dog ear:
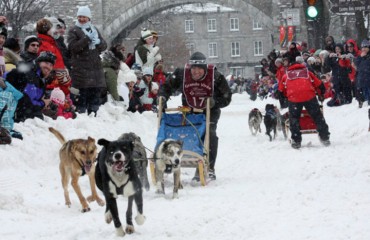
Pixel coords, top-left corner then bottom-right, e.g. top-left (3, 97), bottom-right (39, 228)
top-left (87, 136), bottom-right (95, 143)
top-left (176, 140), bottom-right (183, 147)
top-left (129, 141), bottom-right (134, 151)
top-left (97, 138), bottom-right (110, 147)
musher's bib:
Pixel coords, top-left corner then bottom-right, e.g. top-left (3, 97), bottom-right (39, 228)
top-left (183, 64), bottom-right (214, 109)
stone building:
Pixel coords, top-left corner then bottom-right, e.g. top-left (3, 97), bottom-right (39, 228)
top-left (124, 3), bottom-right (273, 78)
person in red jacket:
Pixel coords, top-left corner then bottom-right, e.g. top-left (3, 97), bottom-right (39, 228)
top-left (278, 57), bottom-right (330, 149)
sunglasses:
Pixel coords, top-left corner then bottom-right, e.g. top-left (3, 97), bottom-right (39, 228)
top-left (30, 43), bottom-right (40, 47)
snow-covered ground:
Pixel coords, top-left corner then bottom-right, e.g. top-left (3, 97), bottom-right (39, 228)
top-left (0, 94), bottom-right (369, 240)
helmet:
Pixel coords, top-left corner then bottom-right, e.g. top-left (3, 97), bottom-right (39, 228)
top-left (189, 52), bottom-right (207, 66)
top-left (36, 51), bottom-right (56, 65)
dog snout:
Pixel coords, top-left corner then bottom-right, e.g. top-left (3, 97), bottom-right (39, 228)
top-left (86, 159), bottom-right (92, 165)
top-left (174, 159), bottom-right (180, 165)
top-left (114, 153), bottom-right (122, 160)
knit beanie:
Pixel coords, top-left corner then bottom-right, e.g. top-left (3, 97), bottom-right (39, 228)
top-left (4, 38), bottom-right (20, 53)
top-left (36, 18), bottom-right (53, 34)
top-left (50, 87), bottom-right (65, 104)
top-left (24, 35), bottom-right (39, 50)
top-left (141, 28), bottom-right (153, 41)
top-left (142, 66), bottom-right (153, 76)
top-left (124, 71), bottom-right (138, 83)
top-left (77, 6), bottom-right (92, 19)
top-left (36, 51), bottom-right (56, 65)
top-left (361, 39), bottom-right (370, 48)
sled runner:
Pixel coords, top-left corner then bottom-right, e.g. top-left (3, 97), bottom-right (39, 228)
top-left (149, 97), bottom-right (210, 186)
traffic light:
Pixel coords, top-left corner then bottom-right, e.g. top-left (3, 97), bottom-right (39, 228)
top-left (306, 0), bottom-right (318, 19)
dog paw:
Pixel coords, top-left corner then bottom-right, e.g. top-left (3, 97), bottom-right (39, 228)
top-left (116, 226), bottom-right (125, 237)
top-left (81, 207), bottom-right (91, 213)
top-left (105, 211), bottom-right (113, 224)
top-left (172, 193), bottom-right (179, 199)
top-left (155, 189), bottom-right (164, 194)
top-left (125, 225), bottom-right (135, 234)
top-left (135, 214), bottom-right (146, 225)
top-left (96, 198), bottom-right (105, 206)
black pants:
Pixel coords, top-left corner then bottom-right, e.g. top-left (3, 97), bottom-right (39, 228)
top-left (209, 108), bottom-right (221, 170)
top-left (75, 87), bottom-right (103, 115)
top-left (288, 97), bottom-right (330, 143)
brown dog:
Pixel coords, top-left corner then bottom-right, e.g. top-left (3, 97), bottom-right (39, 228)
top-left (49, 127), bottom-right (105, 212)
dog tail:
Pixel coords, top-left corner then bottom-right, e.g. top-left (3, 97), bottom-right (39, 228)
top-left (48, 127), bottom-right (67, 145)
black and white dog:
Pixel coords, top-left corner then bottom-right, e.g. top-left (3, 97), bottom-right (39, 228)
top-left (154, 139), bottom-right (183, 198)
top-left (248, 108), bottom-right (263, 135)
top-left (118, 132), bottom-right (150, 191)
top-left (264, 104), bottom-right (278, 141)
top-left (95, 138), bottom-right (145, 237)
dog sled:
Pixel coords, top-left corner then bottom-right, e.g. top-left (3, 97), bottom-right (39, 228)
top-left (149, 97), bottom-right (210, 186)
top-left (284, 104), bottom-right (324, 136)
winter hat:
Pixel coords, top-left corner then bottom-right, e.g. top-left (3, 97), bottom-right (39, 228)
top-left (151, 82), bottom-right (159, 91)
top-left (24, 35), bottom-right (40, 50)
top-left (274, 58), bottom-right (282, 65)
top-left (4, 38), bottom-right (20, 53)
top-left (124, 70), bottom-right (137, 83)
top-left (77, 6), bottom-right (92, 19)
top-left (296, 56), bottom-right (304, 63)
top-left (307, 57), bottom-right (316, 64)
top-left (50, 87), bottom-right (65, 104)
top-left (141, 28), bottom-right (153, 40)
top-left (36, 18), bottom-right (53, 34)
top-left (36, 51), bottom-right (56, 65)
top-left (45, 17), bottom-right (63, 29)
top-left (142, 66), bottom-right (153, 76)
top-left (361, 39), bottom-right (370, 48)
top-left (189, 51), bottom-right (207, 71)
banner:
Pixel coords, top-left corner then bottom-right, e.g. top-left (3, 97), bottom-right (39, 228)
top-left (287, 26), bottom-right (296, 44)
top-left (279, 26), bottom-right (287, 48)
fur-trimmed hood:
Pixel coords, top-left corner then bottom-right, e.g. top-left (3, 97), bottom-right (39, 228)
top-left (3, 47), bottom-right (22, 65)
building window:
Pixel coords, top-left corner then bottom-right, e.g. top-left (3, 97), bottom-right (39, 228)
top-left (186, 43), bottom-right (195, 56)
top-left (254, 41), bottom-right (263, 56)
top-left (231, 42), bottom-right (240, 57)
top-left (230, 67), bottom-right (244, 78)
top-left (207, 19), bottom-right (216, 32)
top-left (253, 20), bottom-right (262, 30)
top-left (185, 20), bottom-right (194, 33)
top-left (230, 18), bottom-right (239, 31)
top-left (208, 43), bottom-right (218, 58)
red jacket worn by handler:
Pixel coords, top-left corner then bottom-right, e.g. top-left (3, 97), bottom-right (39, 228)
top-left (278, 63), bottom-right (323, 103)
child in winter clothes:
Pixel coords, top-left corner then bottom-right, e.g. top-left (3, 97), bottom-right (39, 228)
top-left (49, 87), bottom-right (76, 119)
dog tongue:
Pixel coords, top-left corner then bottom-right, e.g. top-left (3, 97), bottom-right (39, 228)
top-left (114, 161), bottom-right (124, 171)
top-left (84, 164), bottom-right (91, 173)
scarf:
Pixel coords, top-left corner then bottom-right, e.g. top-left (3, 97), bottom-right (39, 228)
top-left (75, 21), bottom-right (99, 50)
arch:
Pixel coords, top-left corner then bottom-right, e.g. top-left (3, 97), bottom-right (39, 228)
top-left (102, 0), bottom-right (273, 44)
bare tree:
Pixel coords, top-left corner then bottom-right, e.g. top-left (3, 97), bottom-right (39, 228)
top-left (0, 0), bottom-right (49, 37)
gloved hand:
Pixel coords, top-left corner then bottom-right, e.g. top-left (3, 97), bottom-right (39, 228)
top-left (92, 37), bottom-right (101, 46)
top-left (82, 28), bottom-right (94, 39)
top-left (0, 77), bottom-right (6, 89)
top-left (210, 98), bottom-right (215, 108)
top-left (152, 105), bottom-right (158, 113)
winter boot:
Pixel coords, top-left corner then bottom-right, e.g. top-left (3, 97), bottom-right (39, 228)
top-left (208, 169), bottom-right (216, 180)
top-left (291, 140), bottom-right (301, 149)
top-left (320, 137), bottom-right (331, 147)
top-left (191, 168), bottom-right (200, 182)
